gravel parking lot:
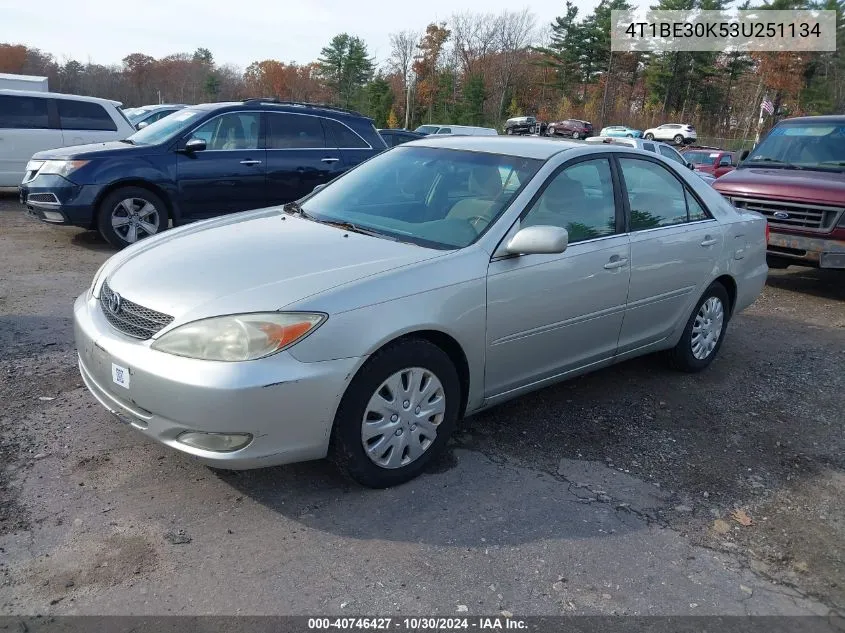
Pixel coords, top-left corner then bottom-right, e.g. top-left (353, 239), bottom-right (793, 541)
top-left (1, 193), bottom-right (843, 618)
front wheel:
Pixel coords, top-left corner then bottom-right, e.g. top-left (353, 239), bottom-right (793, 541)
top-left (330, 338), bottom-right (461, 488)
top-left (626, 133), bottom-right (633, 138)
top-left (547, 127), bottom-right (556, 136)
top-left (571, 131), bottom-right (580, 139)
top-left (668, 282), bottom-right (730, 373)
top-left (644, 133), bottom-right (655, 140)
top-left (505, 128), bottom-right (513, 135)
top-left (97, 186), bottom-right (167, 249)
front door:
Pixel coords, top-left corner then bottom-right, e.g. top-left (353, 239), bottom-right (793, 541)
top-left (176, 112), bottom-right (266, 219)
top-left (485, 157), bottom-right (631, 398)
top-left (615, 156), bottom-right (722, 352)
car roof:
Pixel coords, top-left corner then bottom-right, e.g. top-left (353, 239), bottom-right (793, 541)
top-left (187, 99), bottom-right (372, 121)
top-left (776, 115), bottom-right (845, 124)
top-left (409, 135), bottom-right (582, 159)
top-left (0, 88), bottom-right (122, 107)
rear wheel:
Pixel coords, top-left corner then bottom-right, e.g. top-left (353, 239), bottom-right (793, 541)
top-left (673, 134), bottom-right (684, 145)
top-left (644, 133), bottom-right (655, 140)
top-left (547, 126), bottom-right (556, 136)
top-left (97, 186), bottom-right (167, 249)
top-left (626, 133), bottom-right (633, 138)
top-left (505, 128), bottom-right (513, 135)
top-left (330, 338), bottom-right (461, 488)
top-left (669, 282), bottom-right (730, 373)
top-left (572, 131), bottom-right (580, 139)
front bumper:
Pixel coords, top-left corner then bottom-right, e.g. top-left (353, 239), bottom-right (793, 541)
top-left (74, 292), bottom-right (360, 469)
top-left (768, 231), bottom-right (845, 269)
top-left (20, 175), bottom-right (103, 228)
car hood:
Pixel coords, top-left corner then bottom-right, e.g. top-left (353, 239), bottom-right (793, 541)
top-left (714, 167), bottom-right (845, 206)
top-left (32, 140), bottom-right (150, 160)
top-left (102, 208), bottom-right (445, 326)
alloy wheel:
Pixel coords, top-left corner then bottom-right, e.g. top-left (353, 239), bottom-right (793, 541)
top-left (111, 198), bottom-right (160, 243)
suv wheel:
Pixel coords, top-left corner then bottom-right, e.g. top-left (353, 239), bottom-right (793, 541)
top-left (571, 131), bottom-right (580, 139)
top-left (330, 338), bottom-right (461, 488)
top-left (644, 133), bottom-right (655, 140)
top-left (669, 282), bottom-right (730, 373)
top-left (673, 134), bottom-right (684, 144)
top-left (547, 126), bottom-right (556, 136)
top-left (97, 186), bottom-right (167, 249)
top-left (505, 128), bottom-right (513, 135)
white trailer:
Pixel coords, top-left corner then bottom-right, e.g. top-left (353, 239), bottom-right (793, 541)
top-left (0, 73), bottom-right (48, 92)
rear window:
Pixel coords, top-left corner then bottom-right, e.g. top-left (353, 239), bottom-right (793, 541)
top-left (58, 100), bottom-right (117, 131)
top-left (0, 95), bottom-right (49, 129)
top-left (322, 118), bottom-right (369, 148)
top-left (268, 113), bottom-right (325, 149)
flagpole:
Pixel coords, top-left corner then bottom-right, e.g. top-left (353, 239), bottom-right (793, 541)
top-left (754, 98), bottom-right (766, 145)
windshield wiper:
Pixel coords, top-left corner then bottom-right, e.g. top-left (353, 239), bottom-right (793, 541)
top-left (816, 161), bottom-right (845, 168)
top-left (744, 157), bottom-right (802, 170)
top-left (282, 200), bottom-right (313, 219)
top-left (119, 139), bottom-right (136, 145)
top-left (317, 219), bottom-right (396, 240)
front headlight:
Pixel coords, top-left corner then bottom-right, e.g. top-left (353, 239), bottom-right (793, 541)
top-left (151, 312), bottom-right (326, 361)
top-left (39, 160), bottom-right (90, 178)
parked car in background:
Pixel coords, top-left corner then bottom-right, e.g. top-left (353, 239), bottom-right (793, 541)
top-left (714, 115), bottom-right (845, 269)
top-left (378, 128), bottom-right (426, 146)
top-left (0, 89), bottom-right (135, 187)
top-left (504, 116), bottom-right (544, 135)
top-left (0, 72), bottom-right (48, 92)
top-left (681, 146), bottom-right (737, 178)
top-left (414, 124), bottom-right (498, 136)
top-left (75, 134), bottom-right (767, 487)
top-left (124, 104), bottom-right (188, 129)
top-left (546, 119), bottom-right (593, 139)
top-left (643, 123), bottom-right (697, 145)
top-left (599, 125), bottom-right (643, 138)
top-left (21, 99), bottom-right (386, 248)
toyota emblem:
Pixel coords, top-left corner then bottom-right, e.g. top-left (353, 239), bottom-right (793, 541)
top-left (108, 291), bottom-right (122, 314)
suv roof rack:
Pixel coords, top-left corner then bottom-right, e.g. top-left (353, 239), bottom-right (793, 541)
top-left (241, 98), bottom-right (365, 117)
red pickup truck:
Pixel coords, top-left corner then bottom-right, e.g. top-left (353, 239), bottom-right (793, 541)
top-left (714, 116), bottom-right (845, 269)
top-left (682, 147), bottom-right (737, 178)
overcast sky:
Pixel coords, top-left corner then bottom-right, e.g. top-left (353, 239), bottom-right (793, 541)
top-left (4, 0), bottom-right (649, 70)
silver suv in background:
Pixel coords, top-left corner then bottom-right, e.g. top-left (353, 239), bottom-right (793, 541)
top-left (643, 123), bottom-right (697, 145)
top-left (414, 124), bottom-right (498, 136)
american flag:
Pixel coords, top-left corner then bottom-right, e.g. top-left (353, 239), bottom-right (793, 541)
top-left (761, 98), bottom-right (774, 115)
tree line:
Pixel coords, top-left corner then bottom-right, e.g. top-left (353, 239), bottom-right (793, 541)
top-left (1, 0), bottom-right (843, 141)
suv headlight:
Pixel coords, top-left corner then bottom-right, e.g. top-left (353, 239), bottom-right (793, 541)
top-left (39, 160), bottom-right (90, 178)
top-left (151, 313), bottom-right (326, 361)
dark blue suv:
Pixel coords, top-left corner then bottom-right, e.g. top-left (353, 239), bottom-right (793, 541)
top-left (20, 99), bottom-right (387, 248)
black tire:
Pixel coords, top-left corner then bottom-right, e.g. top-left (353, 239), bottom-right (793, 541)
top-left (644, 133), bottom-right (655, 140)
top-left (626, 133), bottom-right (633, 138)
top-left (673, 134), bottom-right (684, 145)
top-left (669, 282), bottom-right (730, 373)
top-left (97, 186), bottom-right (168, 249)
top-left (505, 128), bottom-right (513, 135)
top-left (330, 338), bottom-right (461, 488)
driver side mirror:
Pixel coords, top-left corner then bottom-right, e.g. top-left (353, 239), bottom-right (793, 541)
top-left (182, 138), bottom-right (207, 153)
top-left (739, 149), bottom-right (750, 162)
top-left (136, 121), bottom-right (149, 130)
top-left (506, 225), bottom-right (569, 255)
top-left (686, 161), bottom-right (695, 170)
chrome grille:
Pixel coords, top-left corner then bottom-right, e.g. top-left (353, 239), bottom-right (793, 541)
top-left (99, 280), bottom-right (174, 339)
top-left (729, 196), bottom-right (843, 233)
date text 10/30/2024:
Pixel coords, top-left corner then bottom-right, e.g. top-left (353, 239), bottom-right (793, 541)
top-left (307, 617), bottom-right (528, 630)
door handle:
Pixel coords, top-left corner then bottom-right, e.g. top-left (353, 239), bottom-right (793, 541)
top-left (700, 236), bottom-right (718, 247)
top-left (321, 157), bottom-right (340, 163)
top-left (603, 257), bottom-right (629, 270)
top-left (239, 159), bottom-right (262, 166)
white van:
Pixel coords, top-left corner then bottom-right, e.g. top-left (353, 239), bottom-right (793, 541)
top-left (0, 89), bottom-right (135, 187)
top-left (414, 124), bottom-right (498, 137)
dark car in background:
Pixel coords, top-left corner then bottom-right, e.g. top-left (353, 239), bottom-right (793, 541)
top-left (504, 116), bottom-right (545, 135)
top-left (20, 99), bottom-right (387, 248)
top-left (682, 146), bottom-right (737, 178)
top-left (123, 104), bottom-right (188, 129)
top-left (714, 115), bottom-right (845, 269)
top-left (378, 128), bottom-right (425, 146)
top-left (546, 119), bottom-right (593, 139)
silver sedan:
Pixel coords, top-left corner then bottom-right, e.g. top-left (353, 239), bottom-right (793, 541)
top-left (74, 136), bottom-right (768, 487)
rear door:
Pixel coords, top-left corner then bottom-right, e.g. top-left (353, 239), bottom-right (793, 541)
top-left (0, 94), bottom-right (61, 187)
top-left (323, 117), bottom-right (377, 171)
top-left (616, 155), bottom-right (721, 352)
top-left (56, 98), bottom-right (120, 145)
top-left (176, 111), bottom-right (267, 218)
top-left (265, 112), bottom-right (342, 204)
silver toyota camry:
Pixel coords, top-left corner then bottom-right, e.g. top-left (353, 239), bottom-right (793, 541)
top-left (74, 136), bottom-right (768, 487)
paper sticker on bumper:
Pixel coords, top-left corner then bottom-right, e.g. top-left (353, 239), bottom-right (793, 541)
top-left (111, 363), bottom-right (130, 389)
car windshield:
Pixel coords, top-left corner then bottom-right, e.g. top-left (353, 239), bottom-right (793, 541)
top-left (685, 151), bottom-right (717, 165)
top-left (744, 121), bottom-right (845, 171)
top-left (299, 146), bottom-right (543, 249)
top-left (415, 125), bottom-right (440, 135)
top-left (127, 108), bottom-right (204, 145)
top-left (125, 108), bottom-right (150, 123)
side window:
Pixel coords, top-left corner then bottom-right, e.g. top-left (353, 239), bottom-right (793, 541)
top-left (191, 113), bottom-right (260, 150)
top-left (642, 142), bottom-right (656, 152)
top-left (686, 190), bottom-right (709, 221)
top-left (436, 128), bottom-right (452, 135)
top-left (521, 158), bottom-right (616, 244)
top-left (718, 154), bottom-right (733, 166)
top-left (658, 144), bottom-right (686, 166)
top-left (57, 100), bottom-right (117, 131)
top-left (0, 95), bottom-right (49, 129)
top-left (266, 113), bottom-right (323, 149)
top-left (322, 118), bottom-right (368, 148)
top-left (619, 158), bottom-right (689, 229)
